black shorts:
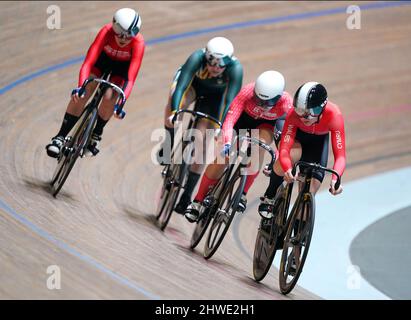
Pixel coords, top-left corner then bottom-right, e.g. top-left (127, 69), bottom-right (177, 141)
top-left (233, 112), bottom-right (285, 147)
top-left (295, 129), bottom-right (329, 182)
top-left (193, 95), bottom-right (223, 122)
top-left (91, 51), bottom-right (130, 80)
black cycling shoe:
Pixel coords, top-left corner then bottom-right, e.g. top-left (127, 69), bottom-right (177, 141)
top-left (175, 194), bottom-right (191, 214)
top-left (84, 133), bottom-right (101, 157)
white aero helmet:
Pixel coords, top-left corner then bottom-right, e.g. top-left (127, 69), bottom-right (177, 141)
top-left (112, 8), bottom-right (141, 38)
top-left (205, 37), bottom-right (234, 68)
top-left (254, 70), bottom-right (285, 109)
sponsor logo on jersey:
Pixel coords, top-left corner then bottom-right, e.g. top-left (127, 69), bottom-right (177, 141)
top-left (284, 124), bottom-right (294, 143)
top-left (335, 130), bottom-right (343, 149)
top-left (104, 45), bottom-right (131, 59)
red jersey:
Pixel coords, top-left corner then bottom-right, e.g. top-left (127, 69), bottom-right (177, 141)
top-left (222, 82), bottom-right (292, 143)
top-left (279, 101), bottom-right (346, 181)
top-left (78, 23), bottom-right (145, 99)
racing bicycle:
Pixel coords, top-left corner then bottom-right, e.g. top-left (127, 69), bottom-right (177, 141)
top-left (253, 160), bottom-right (341, 294)
top-left (190, 134), bottom-right (276, 261)
top-left (155, 108), bottom-right (221, 231)
top-left (50, 75), bottom-right (126, 197)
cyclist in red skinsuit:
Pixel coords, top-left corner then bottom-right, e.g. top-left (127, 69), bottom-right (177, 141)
top-left (258, 81), bottom-right (346, 219)
top-left (184, 71), bottom-right (293, 223)
top-left (222, 82), bottom-right (292, 144)
top-left (279, 101), bottom-right (346, 179)
top-left (46, 8), bottom-right (145, 158)
top-left (78, 23), bottom-right (144, 100)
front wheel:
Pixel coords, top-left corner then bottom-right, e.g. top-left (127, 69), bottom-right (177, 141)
top-left (279, 192), bottom-right (315, 295)
top-left (203, 173), bottom-right (246, 260)
top-left (252, 196), bottom-right (286, 282)
top-left (157, 162), bottom-right (186, 231)
top-left (190, 206), bottom-right (213, 250)
top-left (51, 108), bottom-right (96, 197)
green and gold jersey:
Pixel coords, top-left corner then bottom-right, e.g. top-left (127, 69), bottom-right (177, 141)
top-left (171, 49), bottom-right (243, 122)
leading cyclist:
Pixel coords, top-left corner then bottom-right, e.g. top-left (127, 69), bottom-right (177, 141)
top-left (46, 8), bottom-right (145, 157)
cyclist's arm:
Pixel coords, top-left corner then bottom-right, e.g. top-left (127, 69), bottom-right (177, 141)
top-left (78, 24), bottom-right (109, 87)
top-left (221, 86), bottom-right (248, 144)
top-left (220, 62), bottom-right (243, 122)
top-left (279, 111), bottom-right (297, 173)
top-left (329, 113), bottom-right (346, 181)
top-left (123, 34), bottom-right (145, 100)
top-left (170, 50), bottom-right (203, 112)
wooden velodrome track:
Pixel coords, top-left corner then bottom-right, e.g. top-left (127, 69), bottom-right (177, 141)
top-left (1, 1), bottom-right (411, 299)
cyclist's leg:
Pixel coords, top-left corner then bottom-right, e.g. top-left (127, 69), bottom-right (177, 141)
top-left (193, 134), bottom-right (229, 203)
top-left (176, 118), bottom-right (220, 213)
top-left (46, 73), bottom-right (99, 157)
top-left (185, 159), bottom-right (227, 222)
top-left (299, 132), bottom-right (329, 195)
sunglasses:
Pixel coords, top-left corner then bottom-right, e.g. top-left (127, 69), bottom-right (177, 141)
top-left (112, 22), bottom-right (139, 40)
top-left (114, 31), bottom-right (132, 40)
top-left (295, 105), bottom-right (324, 119)
top-left (206, 59), bottom-right (226, 69)
top-left (253, 94), bottom-right (281, 109)
top-left (206, 55), bottom-right (232, 68)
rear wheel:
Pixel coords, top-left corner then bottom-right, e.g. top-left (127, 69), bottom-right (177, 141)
top-left (279, 192), bottom-right (315, 295)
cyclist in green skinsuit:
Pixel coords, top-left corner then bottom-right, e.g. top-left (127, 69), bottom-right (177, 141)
top-left (157, 36), bottom-right (243, 214)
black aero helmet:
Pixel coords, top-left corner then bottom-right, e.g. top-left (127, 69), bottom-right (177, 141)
top-left (293, 82), bottom-right (328, 118)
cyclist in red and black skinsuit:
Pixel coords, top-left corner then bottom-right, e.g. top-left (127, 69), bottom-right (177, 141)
top-left (46, 8), bottom-right (145, 158)
top-left (258, 81), bottom-right (346, 219)
top-left (184, 70), bottom-right (293, 223)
